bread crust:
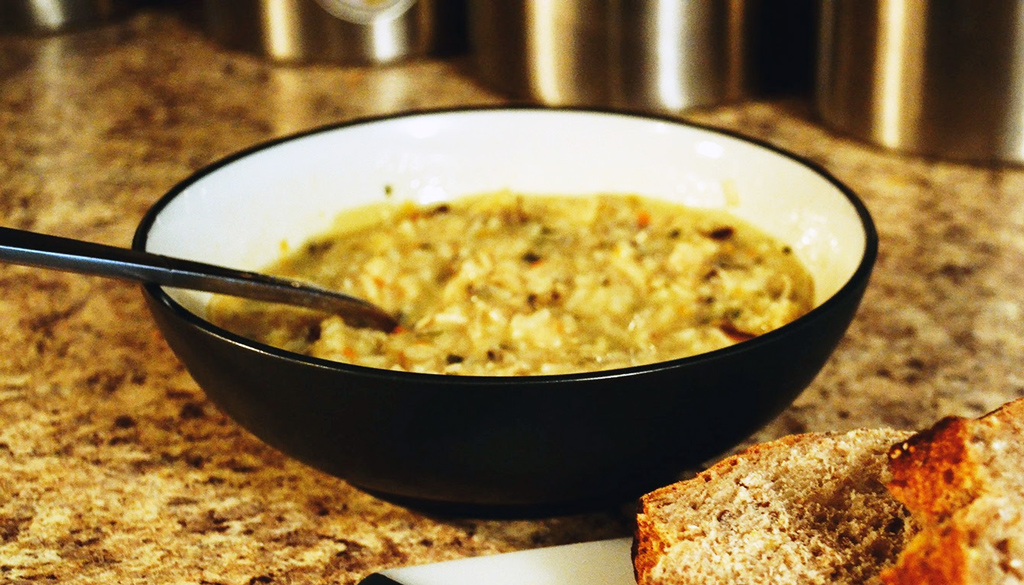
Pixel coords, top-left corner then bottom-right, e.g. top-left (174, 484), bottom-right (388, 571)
top-left (880, 520), bottom-right (968, 585)
top-left (632, 500), bottom-right (666, 583)
top-left (881, 398), bottom-right (1024, 585)
top-left (886, 415), bottom-right (977, 524)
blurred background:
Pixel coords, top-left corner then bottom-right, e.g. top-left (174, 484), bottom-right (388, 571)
top-left (3, 0), bottom-right (814, 107)
top-left (7, 0), bottom-right (1024, 165)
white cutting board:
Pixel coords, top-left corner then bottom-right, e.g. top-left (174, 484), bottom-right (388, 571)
top-left (359, 537), bottom-right (635, 585)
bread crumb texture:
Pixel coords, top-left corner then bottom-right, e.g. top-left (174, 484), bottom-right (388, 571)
top-left (634, 428), bottom-right (915, 585)
top-left (882, 397), bottom-right (1024, 585)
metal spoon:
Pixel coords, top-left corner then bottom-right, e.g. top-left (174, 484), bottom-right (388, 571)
top-left (0, 226), bottom-right (399, 332)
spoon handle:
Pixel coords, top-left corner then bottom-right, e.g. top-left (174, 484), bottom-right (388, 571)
top-left (0, 226), bottom-right (398, 331)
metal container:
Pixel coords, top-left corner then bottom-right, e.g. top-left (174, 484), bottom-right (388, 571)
top-left (202, 0), bottom-right (465, 65)
top-left (467, 0), bottom-right (815, 112)
top-left (817, 0), bottom-right (1024, 164)
top-left (0, 0), bottom-right (133, 33)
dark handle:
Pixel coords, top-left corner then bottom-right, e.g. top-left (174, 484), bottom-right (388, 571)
top-left (0, 226), bottom-right (398, 331)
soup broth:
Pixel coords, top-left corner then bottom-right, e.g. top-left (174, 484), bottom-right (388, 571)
top-left (209, 192), bottom-right (814, 375)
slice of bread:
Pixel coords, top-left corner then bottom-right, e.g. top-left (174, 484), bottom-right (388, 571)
top-left (634, 428), bottom-right (917, 585)
top-left (881, 398), bottom-right (1024, 585)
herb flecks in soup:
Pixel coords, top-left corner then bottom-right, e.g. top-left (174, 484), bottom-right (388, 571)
top-left (209, 192), bottom-right (813, 375)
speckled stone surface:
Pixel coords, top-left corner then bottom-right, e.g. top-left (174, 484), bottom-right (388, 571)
top-left (3, 9), bottom-right (1024, 585)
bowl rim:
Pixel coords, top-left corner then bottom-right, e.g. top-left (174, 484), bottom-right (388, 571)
top-left (133, 105), bottom-right (878, 386)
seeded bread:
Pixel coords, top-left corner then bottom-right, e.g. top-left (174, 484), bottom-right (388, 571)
top-left (881, 397), bottom-right (1024, 585)
top-left (633, 428), bottom-right (917, 585)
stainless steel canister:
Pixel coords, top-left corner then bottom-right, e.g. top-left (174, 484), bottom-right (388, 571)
top-left (0, 0), bottom-right (133, 33)
top-left (202, 0), bottom-right (464, 65)
top-left (817, 0), bottom-right (1024, 164)
top-left (468, 0), bottom-right (815, 112)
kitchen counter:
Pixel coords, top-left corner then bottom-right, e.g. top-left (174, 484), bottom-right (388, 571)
top-left (3, 9), bottom-right (1024, 585)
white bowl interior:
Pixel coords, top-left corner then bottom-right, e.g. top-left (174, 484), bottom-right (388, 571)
top-left (143, 110), bottom-right (868, 318)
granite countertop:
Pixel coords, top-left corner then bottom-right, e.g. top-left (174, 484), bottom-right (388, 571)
top-left (3, 9), bottom-right (1024, 585)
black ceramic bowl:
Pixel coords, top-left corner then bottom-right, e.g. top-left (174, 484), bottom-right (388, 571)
top-left (134, 108), bottom-right (877, 515)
